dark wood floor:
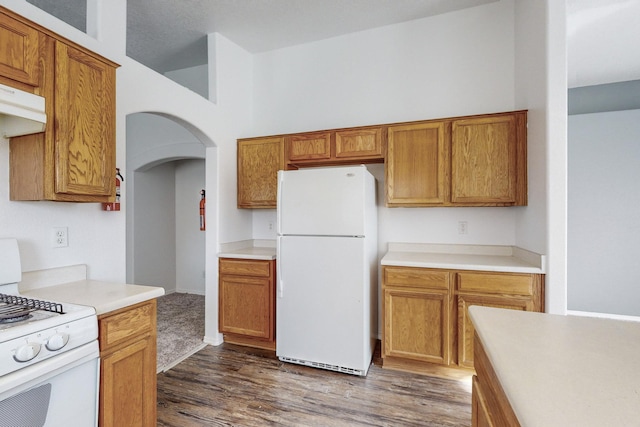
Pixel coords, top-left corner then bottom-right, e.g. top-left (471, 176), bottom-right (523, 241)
top-left (157, 344), bottom-right (472, 426)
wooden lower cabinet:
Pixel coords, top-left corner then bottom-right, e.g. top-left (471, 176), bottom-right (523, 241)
top-left (456, 271), bottom-right (543, 369)
top-left (219, 258), bottom-right (276, 350)
top-left (382, 266), bottom-right (544, 374)
top-left (382, 266), bottom-right (452, 367)
top-left (98, 299), bottom-right (157, 427)
top-left (472, 335), bottom-right (520, 426)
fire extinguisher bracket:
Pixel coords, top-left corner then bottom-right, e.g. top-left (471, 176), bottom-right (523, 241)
top-left (200, 189), bottom-right (206, 231)
top-left (102, 168), bottom-right (124, 211)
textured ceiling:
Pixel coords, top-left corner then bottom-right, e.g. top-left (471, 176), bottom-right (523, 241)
top-left (24, 0), bottom-right (640, 86)
top-left (27, 0), bottom-right (497, 73)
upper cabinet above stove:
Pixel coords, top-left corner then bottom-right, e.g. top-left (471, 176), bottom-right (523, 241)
top-left (1, 6), bottom-right (119, 203)
top-left (0, 13), bottom-right (40, 88)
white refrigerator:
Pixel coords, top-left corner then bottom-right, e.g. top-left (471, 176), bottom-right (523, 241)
top-left (276, 165), bottom-right (377, 376)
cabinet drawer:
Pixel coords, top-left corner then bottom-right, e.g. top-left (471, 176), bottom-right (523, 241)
top-left (456, 272), bottom-right (534, 296)
top-left (335, 127), bottom-right (383, 159)
top-left (99, 300), bottom-right (155, 351)
top-left (287, 132), bottom-right (331, 162)
top-left (220, 258), bottom-right (272, 278)
top-left (383, 266), bottom-right (450, 290)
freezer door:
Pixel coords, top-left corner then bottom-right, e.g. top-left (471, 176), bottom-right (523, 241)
top-left (277, 166), bottom-right (373, 236)
top-left (276, 235), bottom-right (372, 372)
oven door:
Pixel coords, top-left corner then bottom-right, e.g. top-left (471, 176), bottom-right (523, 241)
top-left (0, 341), bottom-right (99, 427)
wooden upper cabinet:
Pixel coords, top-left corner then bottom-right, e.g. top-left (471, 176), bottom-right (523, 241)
top-left (386, 121), bottom-right (449, 206)
top-left (237, 137), bottom-right (284, 208)
top-left (285, 126), bottom-right (384, 168)
top-left (386, 111), bottom-right (527, 207)
top-left (54, 41), bottom-right (115, 198)
top-left (9, 32), bottom-right (118, 202)
top-left (335, 127), bottom-right (384, 159)
top-left (452, 113), bottom-right (525, 205)
top-left (287, 131), bottom-right (331, 162)
top-left (0, 10), bottom-right (39, 87)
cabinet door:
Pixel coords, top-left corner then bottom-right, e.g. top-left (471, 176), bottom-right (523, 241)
top-left (451, 114), bottom-right (519, 205)
top-left (383, 287), bottom-right (451, 365)
top-left (54, 41), bottom-right (115, 197)
top-left (457, 293), bottom-right (532, 368)
top-left (335, 127), bottom-right (384, 160)
top-left (472, 375), bottom-right (497, 427)
top-left (0, 12), bottom-right (39, 86)
top-left (237, 137), bottom-right (283, 208)
top-left (386, 121), bottom-right (449, 206)
top-left (219, 274), bottom-right (273, 339)
top-left (286, 131), bottom-right (331, 162)
top-left (100, 336), bottom-right (156, 427)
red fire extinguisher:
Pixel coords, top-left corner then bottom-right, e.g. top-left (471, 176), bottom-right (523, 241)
top-left (102, 168), bottom-right (124, 211)
top-left (199, 189), bottom-right (206, 231)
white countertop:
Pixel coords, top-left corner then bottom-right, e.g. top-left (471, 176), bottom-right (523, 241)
top-left (218, 239), bottom-right (276, 260)
top-left (381, 243), bottom-right (544, 273)
top-left (22, 280), bottom-right (165, 315)
top-left (469, 306), bottom-right (640, 427)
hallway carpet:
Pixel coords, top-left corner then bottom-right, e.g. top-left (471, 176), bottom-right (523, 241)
top-left (156, 292), bottom-right (207, 372)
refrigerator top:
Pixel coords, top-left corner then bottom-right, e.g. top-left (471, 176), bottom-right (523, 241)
top-left (277, 166), bottom-right (377, 237)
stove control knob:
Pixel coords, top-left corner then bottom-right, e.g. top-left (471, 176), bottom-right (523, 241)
top-left (13, 343), bottom-right (42, 362)
top-left (46, 333), bottom-right (70, 351)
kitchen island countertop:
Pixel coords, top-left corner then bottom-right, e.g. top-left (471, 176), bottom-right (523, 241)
top-left (469, 306), bottom-right (640, 426)
top-left (381, 243), bottom-right (544, 273)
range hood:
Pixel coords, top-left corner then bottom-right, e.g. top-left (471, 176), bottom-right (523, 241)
top-left (0, 83), bottom-right (46, 138)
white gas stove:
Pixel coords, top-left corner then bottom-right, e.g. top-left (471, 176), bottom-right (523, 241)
top-left (0, 239), bottom-right (99, 427)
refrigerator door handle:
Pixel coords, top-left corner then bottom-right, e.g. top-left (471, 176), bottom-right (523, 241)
top-left (276, 241), bottom-right (283, 298)
top-left (277, 171), bottom-right (284, 234)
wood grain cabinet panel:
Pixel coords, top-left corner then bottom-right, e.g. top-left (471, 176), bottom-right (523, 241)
top-left (287, 132), bottom-right (331, 162)
top-left (0, 9), bottom-right (39, 86)
top-left (455, 271), bottom-right (543, 368)
top-left (285, 127), bottom-right (385, 169)
top-left (452, 114), bottom-right (521, 205)
top-left (53, 41), bottom-right (115, 198)
top-left (386, 121), bottom-right (449, 206)
top-left (382, 266), bottom-right (452, 367)
top-left (472, 337), bottom-right (521, 426)
top-left (386, 111), bottom-right (527, 207)
top-left (457, 293), bottom-right (532, 369)
top-left (219, 258), bottom-right (276, 350)
top-left (6, 7), bottom-right (119, 202)
top-left (335, 127), bottom-right (384, 159)
top-left (237, 137), bottom-right (283, 208)
top-left (382, 266), bottom-right (544, 374)
top-left (98, 300), bottom-right (157, 427)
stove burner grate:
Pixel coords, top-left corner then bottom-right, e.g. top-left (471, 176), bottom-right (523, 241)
top-left (0, 293), bottom-right (65, 324)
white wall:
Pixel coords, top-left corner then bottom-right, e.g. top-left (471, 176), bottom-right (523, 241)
top-left (133, 163), bottom-right (176, 290)
top-left (251, 2), bottom-right (515, 136)
top-left (130, 158), bottom-right (206, 295)
top-left (175, 159), bottom-right (206, 295)
top-left (513, 0), bottom-right (567, 314)
top-left (165, 65), bottom-right (209, 99)
top-left (568, 109), bottom-right (640, 316)
top-left (250, 1), bottom-right (519, 254)
top-left (1, 0), bottom-right (254, 344)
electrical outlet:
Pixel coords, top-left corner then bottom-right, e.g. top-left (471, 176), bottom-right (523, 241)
top-left (269, 222), bottom-right (273, 231)
top-left (52, 227), bottom-right (68, 248)
top-left (458, 221), bottom-right (468, 235)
